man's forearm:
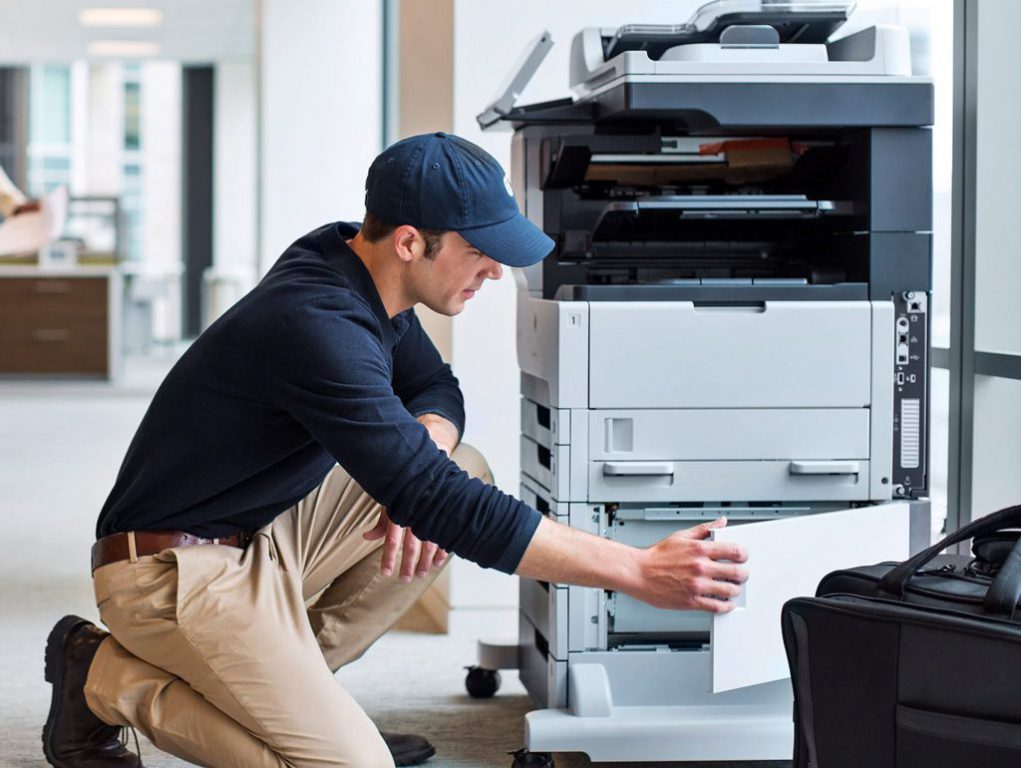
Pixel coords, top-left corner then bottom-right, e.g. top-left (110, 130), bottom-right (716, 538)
top-left (417, 413), bottom-right (460, 456)
top-left (515, 516), bottom-right (643, 594)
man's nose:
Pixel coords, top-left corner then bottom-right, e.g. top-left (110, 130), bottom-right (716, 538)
top-left (484, 258), bottom-right (503, 281)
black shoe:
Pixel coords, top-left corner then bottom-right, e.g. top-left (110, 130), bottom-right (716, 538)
top-left (43, 615), bottom-right (142, 767)
top-left (380, 731), bottom-right (435, 766)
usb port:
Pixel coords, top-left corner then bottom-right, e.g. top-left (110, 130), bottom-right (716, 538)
top-left (897, 343), bottom-right (910, 365)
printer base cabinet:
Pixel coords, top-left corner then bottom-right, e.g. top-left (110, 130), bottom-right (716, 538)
top-left (485, 501), bottom-right (926, 763)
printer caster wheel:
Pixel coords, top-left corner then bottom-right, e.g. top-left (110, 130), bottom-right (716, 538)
top-left (510, 748), bottom-right (554, 768)
top-left (464, 665), bottom-right (501, 698)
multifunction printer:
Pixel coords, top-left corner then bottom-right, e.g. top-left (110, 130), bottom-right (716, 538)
top-left (471, 2), bottom-right (933, 764)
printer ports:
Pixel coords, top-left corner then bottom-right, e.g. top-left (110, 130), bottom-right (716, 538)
top-left (896, 317), bottom-right (911, 363)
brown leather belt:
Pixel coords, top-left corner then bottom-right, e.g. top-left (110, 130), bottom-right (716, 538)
top-left (91, 530), bottom-right (249, 573)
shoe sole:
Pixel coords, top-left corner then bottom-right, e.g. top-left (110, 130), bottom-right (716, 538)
top-left (394, 744), bottom-right (436, 766)
top-left (42, 615), bottom-right (91, 768)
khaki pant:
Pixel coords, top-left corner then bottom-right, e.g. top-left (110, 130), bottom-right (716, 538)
top-left (84, 444), bottom-right (492, 768)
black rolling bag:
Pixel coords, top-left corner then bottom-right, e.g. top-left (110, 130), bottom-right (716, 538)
top-left (781, 504), bottom-right (1021, 768)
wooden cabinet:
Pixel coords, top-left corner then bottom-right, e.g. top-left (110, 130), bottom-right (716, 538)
top-left (0, 271), bottom-right (118, 377)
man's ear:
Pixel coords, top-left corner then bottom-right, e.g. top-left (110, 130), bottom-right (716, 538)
top-left (392, 225), bottom-right (424, 264)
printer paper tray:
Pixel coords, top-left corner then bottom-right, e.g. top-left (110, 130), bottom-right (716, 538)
top-left (606, 502), bottom-right (911, 692)
top-left (588, 458), bottom-right (871, 503)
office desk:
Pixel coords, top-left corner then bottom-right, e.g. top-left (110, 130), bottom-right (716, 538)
top-left (0, 266), bottom-right (122, 379)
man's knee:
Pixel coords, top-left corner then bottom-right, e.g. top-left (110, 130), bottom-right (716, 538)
top-left (450, 442), bottom-right (493, 485)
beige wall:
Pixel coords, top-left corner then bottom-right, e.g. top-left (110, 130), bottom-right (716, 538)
top-left (398, 0), bottom-right (455, 364)
top-left (395, 0), bottom-right (456, 629)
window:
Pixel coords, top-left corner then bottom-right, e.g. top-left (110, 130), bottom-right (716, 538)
top-left (27, 64), bottom-right (72, 195)
top-left (122, 64), bottom-right (144, 261)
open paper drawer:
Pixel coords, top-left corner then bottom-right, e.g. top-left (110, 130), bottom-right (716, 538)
top-left (588, 300), bottom-right (875, 409)
top-left (708, 501), bottom-right (912, 693)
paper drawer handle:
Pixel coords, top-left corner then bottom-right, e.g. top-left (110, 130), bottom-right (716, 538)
top-left (789, 461), bottom-right (860, 476)
top-left (32, 328), bottom-right (71, 343)
top-left (602, 462), bottom-right (675, 477)
top-left (33, 281), bottom-right (73, 294)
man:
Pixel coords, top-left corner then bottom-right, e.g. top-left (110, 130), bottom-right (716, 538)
top-left (43, 132), bottom-right (748, 768)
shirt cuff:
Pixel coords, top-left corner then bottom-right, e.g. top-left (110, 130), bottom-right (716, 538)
top-left (489, 504), bottom-right (542, 574)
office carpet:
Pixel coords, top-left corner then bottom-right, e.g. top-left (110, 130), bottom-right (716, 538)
top-left (0, 357), bottom-right (788, 768)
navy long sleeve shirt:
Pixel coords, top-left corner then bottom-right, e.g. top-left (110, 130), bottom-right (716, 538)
top-left (96, 222), bottom-right (541, 573)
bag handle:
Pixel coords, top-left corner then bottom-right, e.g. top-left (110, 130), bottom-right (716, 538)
top-left (879, 504), bottom-right (1021, 617)
top-left (984, 535), bottom-right (1021, 620)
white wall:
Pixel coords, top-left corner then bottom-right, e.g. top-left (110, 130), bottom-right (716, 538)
top-left (210, 59), bottom-right (258, 310)
top-left (258, 0), bottom-right (382, 273)
top-left (85, 63), bottom-right (124, 196)
top-left (140, 62), bottom-right (182, 275)
top-left (140, 62), bottom-right (183, 342)
top-left (446, 0), bottom-right (704, 614)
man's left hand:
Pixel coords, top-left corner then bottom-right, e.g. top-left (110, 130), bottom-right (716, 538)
top-left (416, 413), bottom-right (459, 457)
top-left (362, 413), bottom-right (460, 580)
top-left (364, 507), bottom-right (448, 581)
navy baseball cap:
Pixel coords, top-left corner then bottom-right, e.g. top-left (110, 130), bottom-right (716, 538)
top-left (364, 132), bottom-right (554, 267)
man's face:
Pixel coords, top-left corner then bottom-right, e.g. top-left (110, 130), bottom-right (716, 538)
top-left (410, 232), bottom-right (503, 316)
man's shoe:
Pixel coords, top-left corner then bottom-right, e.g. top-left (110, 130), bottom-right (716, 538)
top-left (380, 731), bottom-right (435, 766)
top-left (43, 615), bottom-right (142, 767)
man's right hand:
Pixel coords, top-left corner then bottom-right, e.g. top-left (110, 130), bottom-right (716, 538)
top-left (627, 518), bottom-right (748, 614)
top-left (515, 514), bottom-right (748, 614)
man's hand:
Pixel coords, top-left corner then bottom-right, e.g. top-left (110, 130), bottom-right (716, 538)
top-left (627, 517), bottom-right (748, 614)
top-left (516, 515), bottom-right (748, 615)
top-left (416, 413), bottom-right (459, 457)
top-left (362, 413), bottom-right (458, 580)
top-left (364, 507), bottom-right (449, 581)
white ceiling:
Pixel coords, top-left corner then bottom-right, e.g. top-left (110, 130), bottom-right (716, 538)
top-left (0, 0), bottom-right (254, 63)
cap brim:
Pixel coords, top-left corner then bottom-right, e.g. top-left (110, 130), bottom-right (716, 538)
top-left (458, 213), bottom-right (554, 267)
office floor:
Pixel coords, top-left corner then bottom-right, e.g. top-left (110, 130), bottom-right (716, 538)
top-left (0, 354), bottom-right (787, 768)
